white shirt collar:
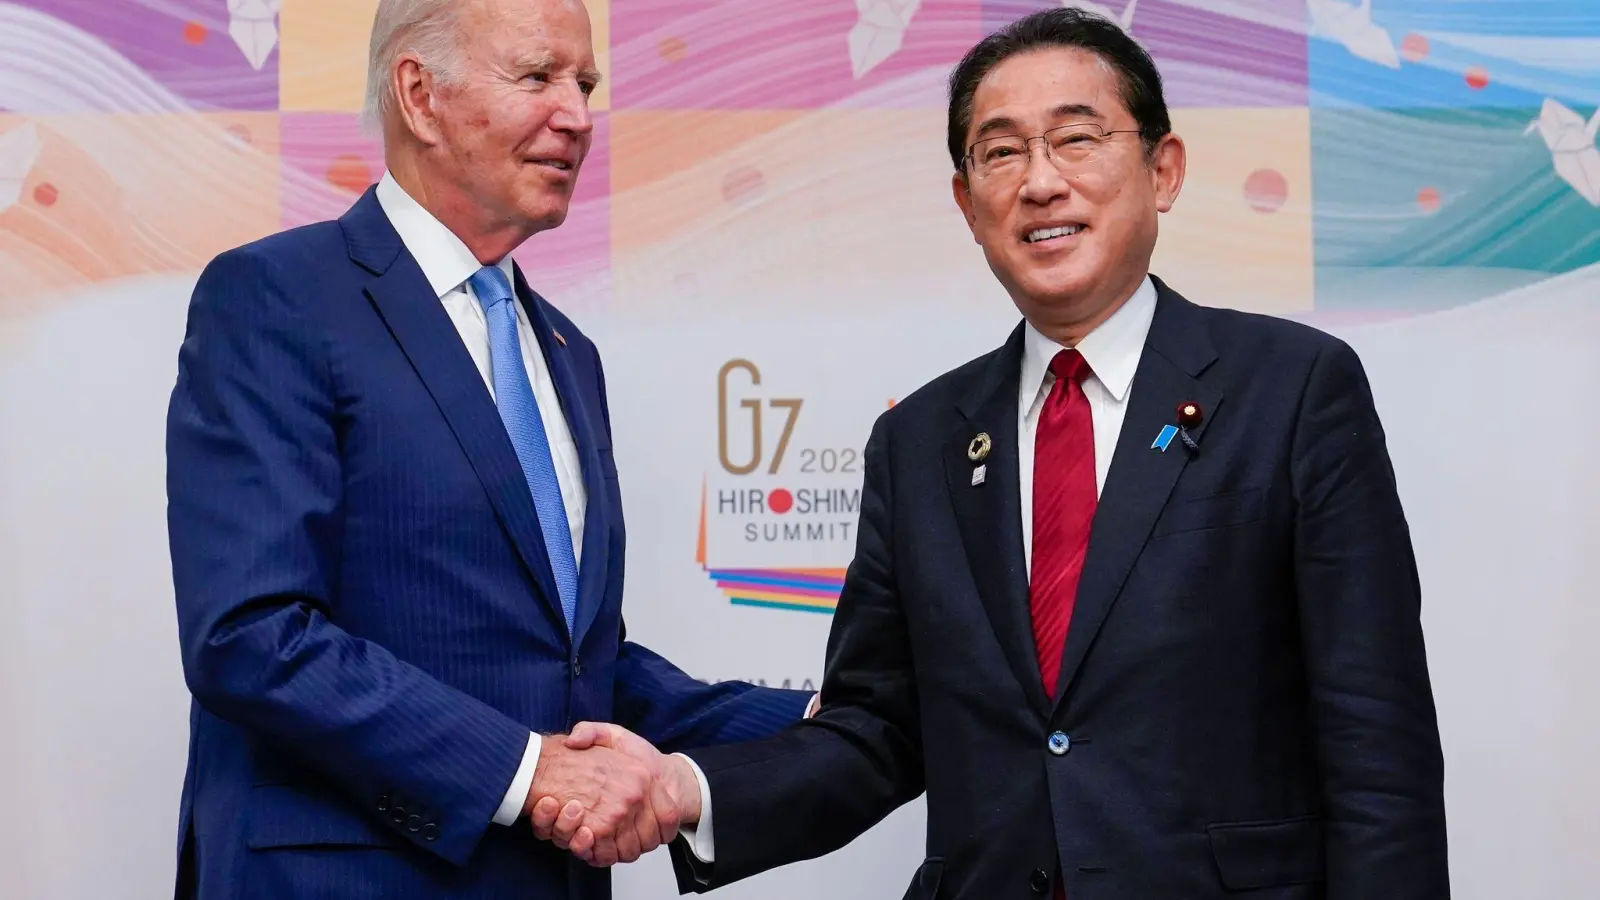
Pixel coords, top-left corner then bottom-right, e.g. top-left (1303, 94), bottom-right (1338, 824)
top-left (1020, 274), bottom-right (1158, 407)
top-left (374, 170), bottom-right (516, 300)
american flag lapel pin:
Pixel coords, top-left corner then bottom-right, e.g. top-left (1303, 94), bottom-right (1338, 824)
top-left (553, 329), bottom-right (567, 347)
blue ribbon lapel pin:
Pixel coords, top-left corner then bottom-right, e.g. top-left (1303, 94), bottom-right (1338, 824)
top-left (1151, 424), bottom-right (1178, 452)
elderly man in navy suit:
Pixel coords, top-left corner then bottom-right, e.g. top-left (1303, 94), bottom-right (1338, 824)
top-left (548, 9), bottom-right (1451, 900)
top-left (164, 1), bottom-right (811, 897)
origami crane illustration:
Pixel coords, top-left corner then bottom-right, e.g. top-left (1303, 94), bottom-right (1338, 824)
top-left (1307, 0), bottom-right (1400, 69)
top-left (1524, 98), bottom-right (1600, 206)
top-left (0, 122), bottom-right (42, 214)
top-left (228, 0), bottom-right (282, 71)
top-left (1060, 0), bottom-right (1138, 33)
top-left (848, 0), bottom-right (922, 79)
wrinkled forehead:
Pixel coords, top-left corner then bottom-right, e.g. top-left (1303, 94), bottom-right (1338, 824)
top-left (459, 0), bottom-right (598, 69)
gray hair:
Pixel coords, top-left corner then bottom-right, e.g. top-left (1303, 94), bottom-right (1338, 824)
top-left (361, 0), bottom-right (468, 135)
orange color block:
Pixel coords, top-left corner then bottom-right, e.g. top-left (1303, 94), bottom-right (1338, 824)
top-left (0, 113), bottom-right (281, 315)
top-left (1151, 108), bottom-right (1314, 315)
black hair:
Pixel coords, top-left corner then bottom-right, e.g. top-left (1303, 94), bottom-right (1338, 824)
top-left (946, 7), bottom-right (1172, 171)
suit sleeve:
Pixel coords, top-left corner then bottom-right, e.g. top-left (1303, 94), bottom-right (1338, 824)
top-left (582, 344), bottom-right (813, 749)
top-left (166, 248), bottom-right (530, 866)
top-left (666, 412), bottom-right (926, 892)
top-left (614, 641), bottom-right (812, 751)
top-left (1289, 338), bottom-right (1450, 898)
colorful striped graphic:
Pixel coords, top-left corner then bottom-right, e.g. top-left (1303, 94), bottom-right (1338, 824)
top-left (696, 479), bottom-right (845, 614)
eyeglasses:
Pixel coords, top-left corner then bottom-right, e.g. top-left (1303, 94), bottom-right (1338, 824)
top-left (964, 123), bottom-right (1142, 181)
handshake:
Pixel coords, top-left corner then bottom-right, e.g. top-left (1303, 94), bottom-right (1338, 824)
top-left (521, 722), bottom-right (700, 867)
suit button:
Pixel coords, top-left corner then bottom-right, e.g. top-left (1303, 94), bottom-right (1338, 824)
top-left (1047, 732), bottom-right (1071, 755)
top-left (422, 823), bottom-right (440, 842)
top-left (406, 814), bottom-right (422, 833)
top-left (1030, 868), bottom-right (1051, 893)
top-left (573, 660), bottom-right (585, 677)
top-left (376, 794), bottom-right (390, 812)
top-left (389, 806), bottom-right (407, 824)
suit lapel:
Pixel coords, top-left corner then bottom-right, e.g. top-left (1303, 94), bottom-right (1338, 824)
top-left (1050, 280), bottom-right (1223, 712)
top-left (341, 189), bottom-right (569, 637)
top-left (945, 324), bottom-right (1052, 720)
top-left (510, 265), bottom-right (611, 651)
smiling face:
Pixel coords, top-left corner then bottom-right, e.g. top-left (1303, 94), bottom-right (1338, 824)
top-left (393, 0), bottom-right (599, 258)
top-left (951, 46), bottom-right (1185, 342)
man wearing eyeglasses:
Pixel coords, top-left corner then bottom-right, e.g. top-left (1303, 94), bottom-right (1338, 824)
top-left (546, 8), bottom-right (1451, 899)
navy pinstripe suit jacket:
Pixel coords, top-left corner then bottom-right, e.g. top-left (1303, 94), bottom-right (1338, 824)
top-left (165, 187), bottom-right (811, 899)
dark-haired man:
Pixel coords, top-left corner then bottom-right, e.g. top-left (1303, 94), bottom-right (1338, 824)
top-left (548, 8), bottom-right (1451, 899)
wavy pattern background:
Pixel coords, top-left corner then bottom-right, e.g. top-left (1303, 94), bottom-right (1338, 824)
top-left (1, 0), bottom-right (1596, 326)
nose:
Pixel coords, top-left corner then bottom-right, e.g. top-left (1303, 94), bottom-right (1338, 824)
top-left (548, 81), bottom-right (595, 137)
top-left (1017, 142), bottom-right (1070, 206)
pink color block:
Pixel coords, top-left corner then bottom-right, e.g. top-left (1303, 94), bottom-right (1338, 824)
top-left (611, 0), bottom-right (984, 108)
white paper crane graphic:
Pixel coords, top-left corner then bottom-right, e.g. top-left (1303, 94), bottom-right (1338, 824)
top-left (1524, 98), bottom-right (1600, 206)
top-left (228, 0), bottom-right (282, 71)
top-left (1060, 0), bottom-right (1139, 33)
top-left (848, 0), bottom-right (922, 79)
top-left (0, 122), bottom-right (43, 214)
top-left (1307, 0), bottom-right (1399, 69)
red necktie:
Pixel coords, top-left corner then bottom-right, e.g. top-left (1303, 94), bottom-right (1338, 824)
top-left (1032, 350), bottom-right (1095, 900)
top-left (1029, 349), bottom-right (1096, 701)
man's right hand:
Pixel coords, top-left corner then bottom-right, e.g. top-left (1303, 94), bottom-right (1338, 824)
top-left (523, 737), bottom-right (681, 867)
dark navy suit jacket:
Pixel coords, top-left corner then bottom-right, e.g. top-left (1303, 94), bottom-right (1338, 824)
top-left (670, 278), bottom-right (1449, 899)
top-left (165, 187), bottom-right (810, 899)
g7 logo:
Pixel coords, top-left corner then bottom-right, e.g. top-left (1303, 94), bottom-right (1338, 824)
top-left (717, 359), bottom-right (802, 475)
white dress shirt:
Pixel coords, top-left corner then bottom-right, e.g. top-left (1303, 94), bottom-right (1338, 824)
top-left (685, 277), bottom-right (1157, 864)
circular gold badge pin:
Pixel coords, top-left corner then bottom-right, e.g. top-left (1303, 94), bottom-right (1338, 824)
top-left (967, 432), bottom-right (992, 462)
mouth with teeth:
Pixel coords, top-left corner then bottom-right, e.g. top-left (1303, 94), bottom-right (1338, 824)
top-left (1024, 223), bottom-right (1086, 245)
top-left (530, 157), bottom-right (576, 173)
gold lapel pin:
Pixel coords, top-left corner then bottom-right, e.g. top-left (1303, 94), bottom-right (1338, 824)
top-left (967, 432), bottom-right (992, 462)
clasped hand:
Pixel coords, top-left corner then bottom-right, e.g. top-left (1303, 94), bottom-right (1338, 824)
top-left (522, 723), bottom-right (700, 867)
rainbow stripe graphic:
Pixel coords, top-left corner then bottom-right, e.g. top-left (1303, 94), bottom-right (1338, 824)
top-left (697, 479), bottom-right (843, 614)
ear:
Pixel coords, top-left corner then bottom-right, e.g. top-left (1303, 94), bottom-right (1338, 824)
top-left (951, 171), bottom-right (980, 242)
top-left (1149, 132), bottom-right (1186, 214)
top-left (394, 53), bottom-right (446, 147)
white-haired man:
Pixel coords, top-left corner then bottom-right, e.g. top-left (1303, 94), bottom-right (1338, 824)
top-left (164, 1), bottom-right (812, 896)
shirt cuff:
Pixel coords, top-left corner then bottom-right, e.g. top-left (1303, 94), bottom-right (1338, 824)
top-left (492, 732), bottom-right (542, 826)
top-left (805, 692), bottom-right (821, 718)
top-left (673, 752), bottom-right (716, 863)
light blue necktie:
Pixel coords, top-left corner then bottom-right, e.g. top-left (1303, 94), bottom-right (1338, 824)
top-left (468, 265), bottom-right (579, 632)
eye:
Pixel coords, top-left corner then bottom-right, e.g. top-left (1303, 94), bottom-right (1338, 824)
top-left (982, 142), bottom-right (1023, 162)
top-left (579, 80), bottom-right (596, 96)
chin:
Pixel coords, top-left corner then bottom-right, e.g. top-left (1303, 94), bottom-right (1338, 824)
top-left (1015, 266), bottom-right (1096, 305)
top-left (520, 202), bottom-right (570, 231)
